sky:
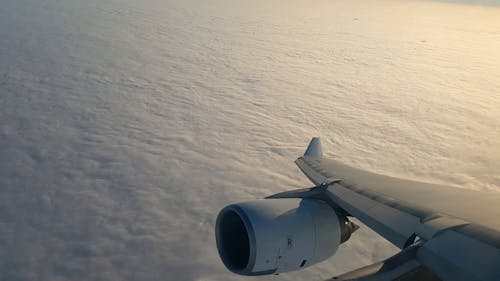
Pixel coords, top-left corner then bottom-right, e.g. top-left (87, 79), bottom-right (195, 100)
top-left (0, 0), bottom-right (499, 280)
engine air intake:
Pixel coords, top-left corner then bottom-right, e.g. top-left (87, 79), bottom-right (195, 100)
top-left (215, 198), bottom-right (357, 276)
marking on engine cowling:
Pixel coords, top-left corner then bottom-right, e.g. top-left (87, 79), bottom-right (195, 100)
top-left (287, 236), bottom-right (293, 249)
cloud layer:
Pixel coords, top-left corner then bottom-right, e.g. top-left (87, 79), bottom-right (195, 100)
top-left (0, 0), bottom-right (499, 280)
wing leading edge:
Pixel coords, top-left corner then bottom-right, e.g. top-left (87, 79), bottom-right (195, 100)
top-left (291, 138), bottom-right (500, 281)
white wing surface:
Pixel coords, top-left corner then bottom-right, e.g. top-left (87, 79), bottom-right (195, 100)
top-left (292, 137), bottom-right (500, 281)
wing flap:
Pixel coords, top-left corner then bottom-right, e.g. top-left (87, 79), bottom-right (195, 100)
top-left (329, 245), bottom-right (442, 281)
top-left (418, 229), bottom-right (500, 281)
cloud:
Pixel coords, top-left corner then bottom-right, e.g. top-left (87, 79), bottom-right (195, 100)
top-left (0, 0), bottom-right (499, 280)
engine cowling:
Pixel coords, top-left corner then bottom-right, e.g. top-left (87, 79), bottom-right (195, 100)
top-left (215, 198), bottom-right (355, 276)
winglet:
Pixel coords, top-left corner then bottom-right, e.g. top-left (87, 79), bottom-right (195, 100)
top-left (304, 137), bottom-right (322, 159)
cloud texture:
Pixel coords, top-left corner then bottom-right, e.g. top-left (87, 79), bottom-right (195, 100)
top-left (0, 0), bottom-right (499, 280)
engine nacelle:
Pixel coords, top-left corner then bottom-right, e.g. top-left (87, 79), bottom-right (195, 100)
top-left (215, 198), bottom-right (353, 276)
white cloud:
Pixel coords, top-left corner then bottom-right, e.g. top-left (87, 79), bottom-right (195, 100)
top-left (0, 0), bottom-right (499, 280)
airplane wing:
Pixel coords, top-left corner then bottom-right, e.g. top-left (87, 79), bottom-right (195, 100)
top-left (290, 137), bottom-right (500, 281)
top-left (214, 137), bottom-right (500, 281)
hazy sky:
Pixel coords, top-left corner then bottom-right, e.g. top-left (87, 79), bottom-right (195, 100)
top-left (0, 0), bottom-right (499, 280)
top-left (434, 0), bottom-right (500, 5)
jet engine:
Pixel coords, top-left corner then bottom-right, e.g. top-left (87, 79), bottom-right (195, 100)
top-left (215, 198), bottom-right (357, 276)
